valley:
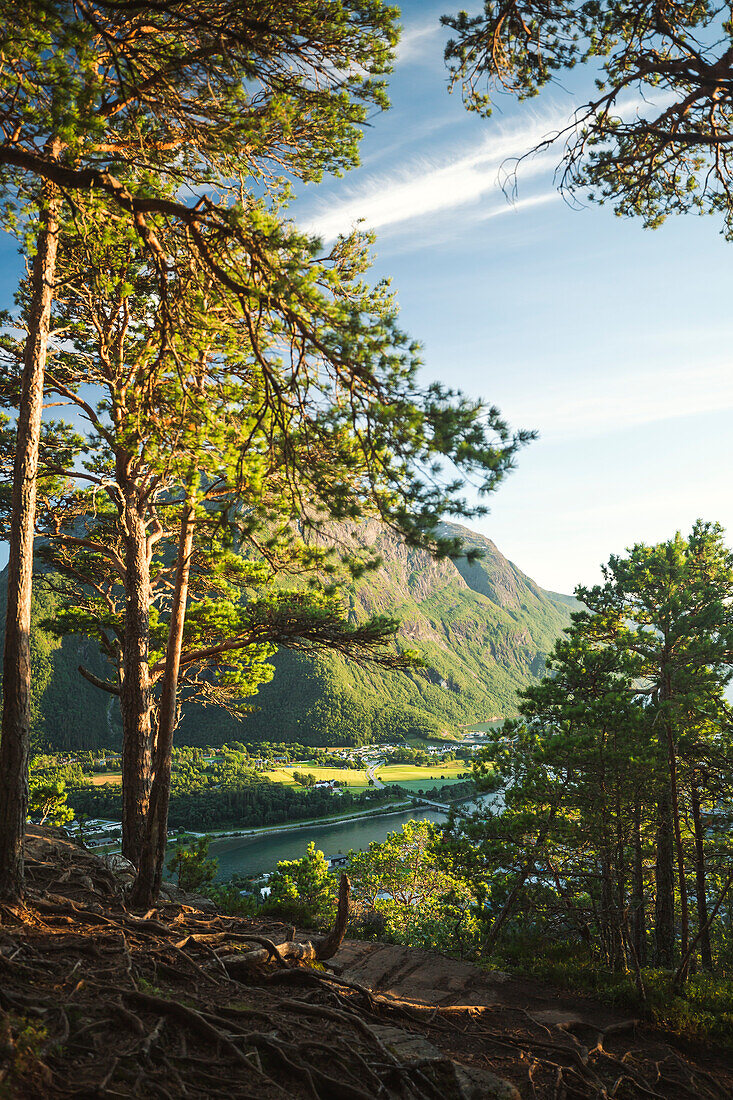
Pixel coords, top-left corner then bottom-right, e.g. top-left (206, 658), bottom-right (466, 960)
top-left (7, 520), bottom-right (577, 754)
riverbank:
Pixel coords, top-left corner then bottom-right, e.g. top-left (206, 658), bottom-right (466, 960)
top-left (180, 798), bottom-right (416, 841)
top-left (209, 804), bottom-right (450, 880)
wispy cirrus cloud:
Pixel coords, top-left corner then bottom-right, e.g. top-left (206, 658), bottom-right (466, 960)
top-left (301, 89), bottom-right (677, 244)
top-left (516, 360), bottom-right (733, 441)
top-left (396, 15), bottom-right (446, 64)
top-left (300, 113), bottom-right (567, 242)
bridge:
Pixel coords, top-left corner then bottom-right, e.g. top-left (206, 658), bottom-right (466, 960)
top-left (416, 797), bottom-right (471, 817)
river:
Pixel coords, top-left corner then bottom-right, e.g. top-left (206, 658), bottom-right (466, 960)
top-left (206, 791), bottom-right (503, 881)
top-left (208, 806), bottom-right (448, 881)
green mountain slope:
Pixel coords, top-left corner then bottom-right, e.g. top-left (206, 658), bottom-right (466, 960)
top-left (2, 521), bottom-right (576, 750)
top-left (214, 520), bottom-right (575, 746)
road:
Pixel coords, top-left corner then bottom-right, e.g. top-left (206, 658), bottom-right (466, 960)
top-left (365, 759), bottom-right (385, 788)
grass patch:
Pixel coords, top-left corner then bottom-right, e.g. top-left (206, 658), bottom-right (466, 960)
top-left (490, 938), bottom-right (733, 1050)
top-left (389, 778), bottom-right (466, 793)
top-left (375, 761), bottom-right (468, 784)
top-left (262, 766), bottom-right (369, 788)
top-left (89, 773), bottom-right (122, 786)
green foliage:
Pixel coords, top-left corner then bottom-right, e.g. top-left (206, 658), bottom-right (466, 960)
top-left (263, 821), bottom-right (478, 954)
top-left (442, 521), bottom-right (733, 982)
top-left (292, 771), bottom-right (317, 788)
top-left (267, 842), bottom-right (336, 926)
top-left (443, 0), bottom-right (733, 235)
top-left (348, 818), bottom-right (475, 947)
top-left (0, 0), bottom-right (400, 222)
top-left (27, 776), bottom-right (73, 827)
top-left (166, 835), bottom-right (218, 894)
top-left (487, 935), bottom-right (733, 1050)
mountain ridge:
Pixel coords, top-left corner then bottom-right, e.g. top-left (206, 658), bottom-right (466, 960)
top-left (1, 520), bottom-right (577, 750)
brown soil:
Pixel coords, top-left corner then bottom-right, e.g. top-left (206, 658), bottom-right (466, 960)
top-left (0, 827), bottom-right (730, 1099)
top-left (337, 940), bottom-right (733, 1097)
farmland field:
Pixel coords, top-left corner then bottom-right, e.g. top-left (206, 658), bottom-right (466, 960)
top-left (90, 773), bottom-right (123, 786)
top-left (374, 761), bottom-right (468, 784)
top-left (262, 766), bottom-right (370, 789)
top-left (387, 777), bottom-right (466, 793)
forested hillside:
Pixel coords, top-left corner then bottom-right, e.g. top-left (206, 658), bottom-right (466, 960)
top-left (2, 521), bottom-right (574, 751)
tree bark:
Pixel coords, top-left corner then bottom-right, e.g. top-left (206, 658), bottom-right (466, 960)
top-left (654, 779), bottom-right (675, 967)
top-left (666, 715), bottom-right (689, 965)
top-left (614, 789), bottom-right (630, 971)
top-left (653, 673), bottom-right (680, 968)
top-left (690, 783), bottom-right (713, 972)
top-left (631, 795), bottom-right (647, 967)
top-left (599, 846), bottom-right (623, 969)
top-left (0, 179), bottom-right (60, 902)
top-left (119, 483), bottom-right (154, 865)
top-left (131, 501), bottom-right (194, 907)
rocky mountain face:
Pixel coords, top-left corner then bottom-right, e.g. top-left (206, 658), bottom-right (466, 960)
top-left (179, 521), bottom-right (577, 746)
top-left (4, 521), bottom-right (577, 750)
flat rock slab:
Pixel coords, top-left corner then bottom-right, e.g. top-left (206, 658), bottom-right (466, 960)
top-left (531, 1008), bottom-right (586, 1028)
top-left (369, 1023), bottom-right (520, 1100)
top-left (338, 940), bottom-right (505, 1006)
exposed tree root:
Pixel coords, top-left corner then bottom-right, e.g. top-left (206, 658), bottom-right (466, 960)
top-left (0, 830), bottom-right (729, 1099)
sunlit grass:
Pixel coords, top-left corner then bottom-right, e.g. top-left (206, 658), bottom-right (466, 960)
top-left (89, 773), bottom-right (122, 786)
top-left (263, 766), bottom-right (369, 789)
top-left (375, 761), bottom-right (467, 784)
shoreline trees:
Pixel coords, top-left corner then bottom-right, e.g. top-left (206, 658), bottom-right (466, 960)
top-left (452, 523), bottom-right (733, 982)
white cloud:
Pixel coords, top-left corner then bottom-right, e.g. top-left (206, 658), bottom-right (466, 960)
top-left (301, 114), bottom-right (566, 241)
top-left (478, 192), bottom-right (558, 221)
top-left (397, 17), bottom-right (445, 64)
top-left (300, 89), bottom-right (678, 244)
top-left (516, 360), bottom-right (733, 440)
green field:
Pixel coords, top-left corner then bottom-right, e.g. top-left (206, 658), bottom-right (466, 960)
top-left (262, 760), bottom-right (470, 792)
top-left (374, 761), bottom-right (468, 784)
top-left (388, 777), bottom-right (466, 793)
top-left (263, 766), bottom-right (369, 789)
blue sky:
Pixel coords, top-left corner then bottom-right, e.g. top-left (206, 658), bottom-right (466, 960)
top-left (293, 2), bottom-right (733, 593)
top-left (2, 2), bottom-right (732, 595)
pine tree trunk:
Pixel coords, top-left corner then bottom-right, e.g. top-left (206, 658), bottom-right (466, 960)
top-left (600, 851), bottom-right (618, 968)
top-left (0, 181), bottom-right (60, 902)
top-left (691, 784), bottom-right (713, 971)
top-left (119, 486), bottom-right (154, 865)
top-left (131, 502), bottom-right (193, 907)
top-left (614, 794), bottom-right (628, 971)
top-left (666, 717), bottom-right (689, 965)
top-left (654, 780), bottom-right (676, 967)
top-left (632, 795), bottom-right (647, 967)
top-left (654, 672), bottom-right (679, 968)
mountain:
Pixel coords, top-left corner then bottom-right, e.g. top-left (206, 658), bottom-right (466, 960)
top-left (2, 521), bottom-right (577, 750)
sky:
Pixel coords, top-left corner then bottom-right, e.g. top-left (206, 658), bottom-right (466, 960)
top-left (2, 2), bottom-right (732, 595)
top-left (292, 2), bottom-right (733, 593)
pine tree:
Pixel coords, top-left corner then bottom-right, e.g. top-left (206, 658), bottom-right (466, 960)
top-left (443, 1), bottom-right (733, 233)
top-left (0, 0), bottom-right (401, 902)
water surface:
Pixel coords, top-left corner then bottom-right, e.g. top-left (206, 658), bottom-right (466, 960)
top-left (208, 806), bottom-right (448, 880)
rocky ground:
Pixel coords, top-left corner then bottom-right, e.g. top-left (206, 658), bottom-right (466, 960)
top-left (0, 827), bottom-right (730, 1099)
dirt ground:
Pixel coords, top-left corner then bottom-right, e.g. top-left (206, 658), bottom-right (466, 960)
top-left (0, 827), bottom-right (730, 1099)
top-left (337, 939), bottom-right (733, 1098)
